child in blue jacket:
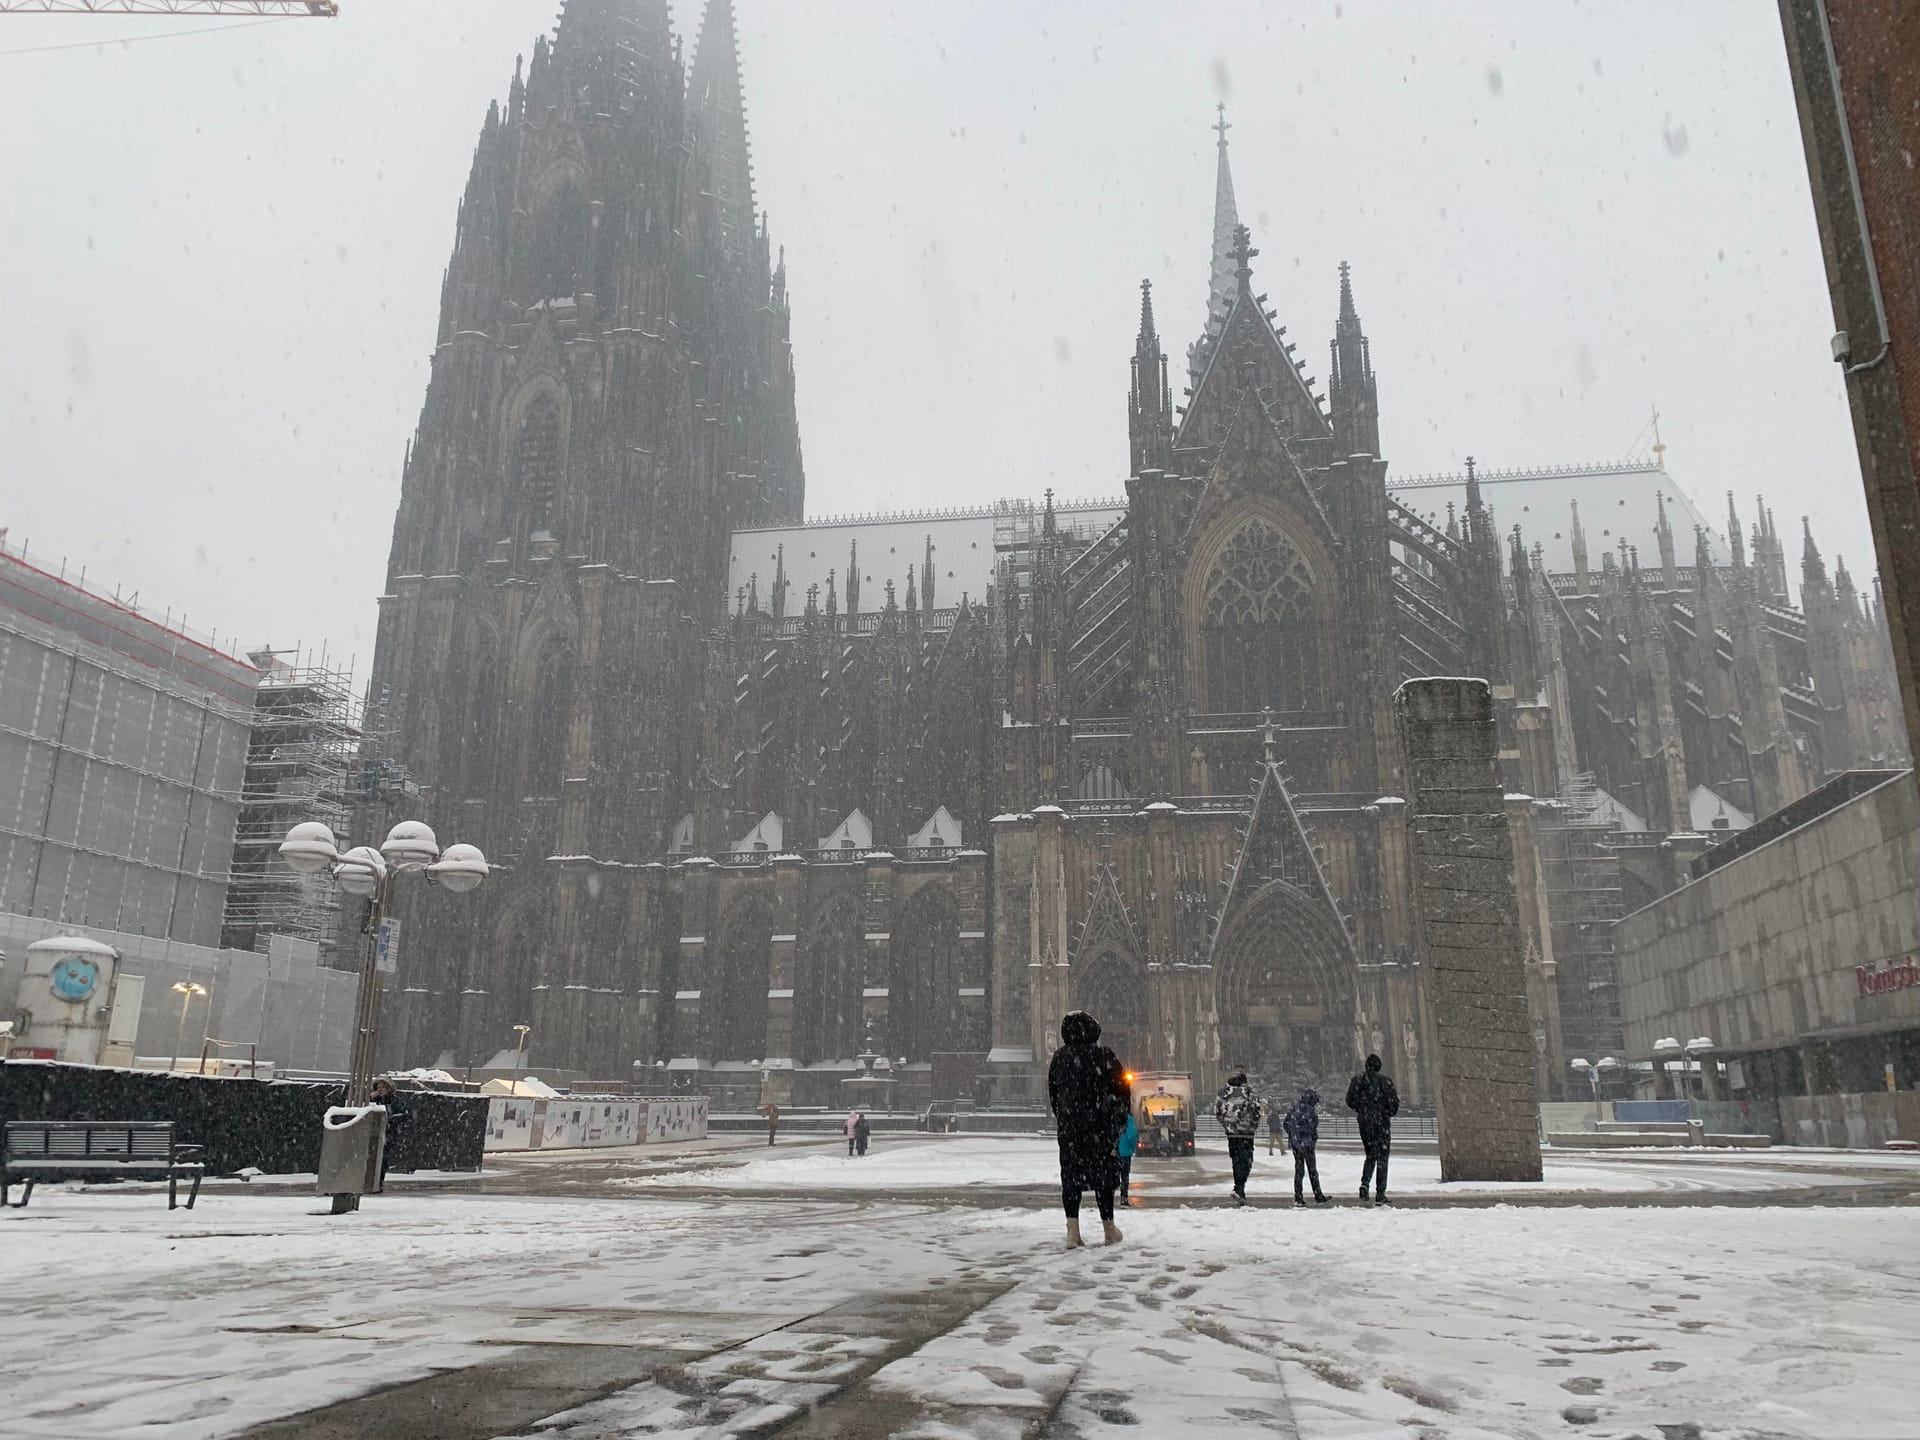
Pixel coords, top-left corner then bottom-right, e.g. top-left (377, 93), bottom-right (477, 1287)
top-left (1116, 1110), bottom-right (1140, 1207)
top-left (1282, 1089), bottom-right (1329, 1206)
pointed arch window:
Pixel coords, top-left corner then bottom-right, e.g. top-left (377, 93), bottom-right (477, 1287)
top-left (535, 180), bottom-right (590, 304)
top-left (1201, 520), bottom-right (1322, 713)
top-left (514, 394), bottom-right (562, 525)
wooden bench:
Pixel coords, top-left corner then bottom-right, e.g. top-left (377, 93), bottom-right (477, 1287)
top-left (2, 1121), bottom-right (205, 1210)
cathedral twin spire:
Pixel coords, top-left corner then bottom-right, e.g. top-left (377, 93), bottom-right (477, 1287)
top-left (689, 0), bottom-right (757, 255)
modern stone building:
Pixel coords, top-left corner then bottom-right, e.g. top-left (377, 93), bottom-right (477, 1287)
top-left (362, 0), bottom-right (1908, 1110)
top-left (1616, 770), bottom-right (1919, 1095)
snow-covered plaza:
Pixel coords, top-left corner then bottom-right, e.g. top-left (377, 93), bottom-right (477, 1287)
top-left (3, 1132), bottom-right (1918, 1439)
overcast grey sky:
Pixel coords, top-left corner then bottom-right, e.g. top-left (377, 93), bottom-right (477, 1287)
top-left (0, 1), bottom-right (1868, 667)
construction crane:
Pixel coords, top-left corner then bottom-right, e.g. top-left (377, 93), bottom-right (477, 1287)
top-left (0, 2), bottom-right (336, 14)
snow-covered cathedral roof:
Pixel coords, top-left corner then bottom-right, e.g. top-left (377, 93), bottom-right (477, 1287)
top-left (727, 498), bottom-right (1126, 611)
top-left (1389, 461), bottom-right (1729, 578)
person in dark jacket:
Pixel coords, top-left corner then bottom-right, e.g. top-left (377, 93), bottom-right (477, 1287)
top-left (1282, 1088), bottom-right (1328, 1206)
top-left (1345, 1054), bottom-right (1400, 1204)
top-left (1047, 1010), bottom-right (1130, 1247)
top-left (854, 1111), bottom-right (871, 1157)
top-left (370, 1077), bottom-right (406, 1189)
top-left (1214, 1069), bottom-right (1263, 1204)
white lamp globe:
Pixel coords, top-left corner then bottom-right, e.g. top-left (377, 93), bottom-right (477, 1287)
top-left (381, 820), bottom-right (441, 867)
top-left (426, 842), bottom-right (488, 894)
top-left (279, 821), bottom-right (339, 875)
top-left (334, 846), bottom-right (387, 898)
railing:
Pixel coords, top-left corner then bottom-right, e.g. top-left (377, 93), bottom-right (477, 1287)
top-left (1072, 716), bottom-right (1134, 738)
top-left (1188, 708), bottom-right (1345, 732)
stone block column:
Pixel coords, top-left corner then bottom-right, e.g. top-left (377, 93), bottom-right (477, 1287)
top-left (1395, 678), bottom-right (1543, 1183)
top-left (1027, 806), bottom-right (1072, 1065)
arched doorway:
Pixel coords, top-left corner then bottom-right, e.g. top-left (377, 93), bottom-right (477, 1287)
top-left (1075, 949), bottom-right (1148, 1071)
top-left (1213, 882), bottom-right (1355, 1094)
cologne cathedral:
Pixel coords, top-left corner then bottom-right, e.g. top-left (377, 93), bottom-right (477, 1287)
top-left (362, 0), bottom-right (1906, 1109)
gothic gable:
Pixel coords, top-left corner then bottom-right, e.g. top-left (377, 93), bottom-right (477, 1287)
top-left (1175, 253), bottom-right (1330, 455)
top-left (1072, 853), bottom-right (1142, 966)
top-left (1181, 391), bottom-right (1338, 558)
top-left (1208, 732), bottom-right (1357, 972)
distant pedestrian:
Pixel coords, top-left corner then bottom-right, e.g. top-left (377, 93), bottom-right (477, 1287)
top-left (761, 1101), bottom-right (780, 1147)
top-left (1266, 1102), bottom-right (1285, 1156)
top-left (1345, 1053), bottom-right (1399, 1205)
top-left (1214, 1068), bottom-right (1263, 1205)
top-left (854, 1111), bottom-right (871, 1157)
top-left (1282, 1088), bottom-right (1328, 1206)
top-left (370, 1077), bottom-right (407, 1190)
top-left (1117, 1109), bottom-right (1139, 1207)
top-left (1047, 1010), bottom-right (1130, 1247)
top-left (845, 1108), bottom-right (859, 1157)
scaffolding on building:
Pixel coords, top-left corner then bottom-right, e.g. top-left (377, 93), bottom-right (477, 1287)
top-left (1536, 773), bottom-right (1629, 1062)
top-left (219, 651), bottom-right (361, 957)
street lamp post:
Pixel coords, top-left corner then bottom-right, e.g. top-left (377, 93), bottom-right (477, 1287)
top-left (170, 981), bottom-right (208, 1072)
top-left (279, 819), bottom-right (487, 1213)
top-left (1653, 1036), bottom-right (1683, 1100)
top-left (511, 1024), bottom-right (531, 1092)
top-left (1682, 1036), bottom-right (1716, 1101)
top-left (1568, 1056), bottom-right (1618, 1123)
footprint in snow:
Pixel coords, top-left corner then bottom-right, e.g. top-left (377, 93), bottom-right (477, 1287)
top-left (975, 1365), bottom-right (1030, 1391)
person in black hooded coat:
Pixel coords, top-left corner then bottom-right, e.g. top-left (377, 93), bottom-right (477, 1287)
top-left (1345, 1053), bottom-right (1399, 1204)
top-left (1047, 1010), bottom-right (1130, 1247)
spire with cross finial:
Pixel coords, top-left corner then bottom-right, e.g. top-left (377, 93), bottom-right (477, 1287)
top-left (1463, 455), bottom-right (1485, 540)
top-left (1130, 278), bottom-right (1173, 471)
top-left (1329, 259), bottom-right (1379, 455)
top-left (1191, 102), bottom-right (1243, 388)
top-left (1802, 515), bottom-right (1828, 592)
top-left (1228, 223), bottom-right (1259, 294)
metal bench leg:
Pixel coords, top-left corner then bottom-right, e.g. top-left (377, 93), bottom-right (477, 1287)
top-left (10, 1178), bottom-right (33, 1209)
top-left (168, 1173), bottom-right (178, 1210)
top-left (185, 1172), bottom-right (201, 1210)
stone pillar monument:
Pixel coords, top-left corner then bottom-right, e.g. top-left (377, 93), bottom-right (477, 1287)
top-left (1395, 678), bottom-right (1543, 1182)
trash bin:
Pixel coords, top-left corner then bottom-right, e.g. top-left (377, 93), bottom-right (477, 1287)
top-left (317, 1104), bottom-right (388, 1198)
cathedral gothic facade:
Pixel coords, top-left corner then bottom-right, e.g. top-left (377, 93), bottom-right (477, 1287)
top-left (365, 0), bottom-right (1906, 1110)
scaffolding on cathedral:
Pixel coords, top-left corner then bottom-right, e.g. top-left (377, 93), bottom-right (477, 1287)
top-left (1536, 775), bottom-right (1629, 1066)
top-left (219, 651), bottom-right (360, 957)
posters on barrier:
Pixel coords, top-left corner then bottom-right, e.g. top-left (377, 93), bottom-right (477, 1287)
top-left (644, 1097), bottom-right (708, 1142)
top-left (535, 1100), bottom-right (644, 1149)
top-left (484, 1097), bottom-right (536, 1151)
top-left (483, 1095), bottom-right (702, 1150)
